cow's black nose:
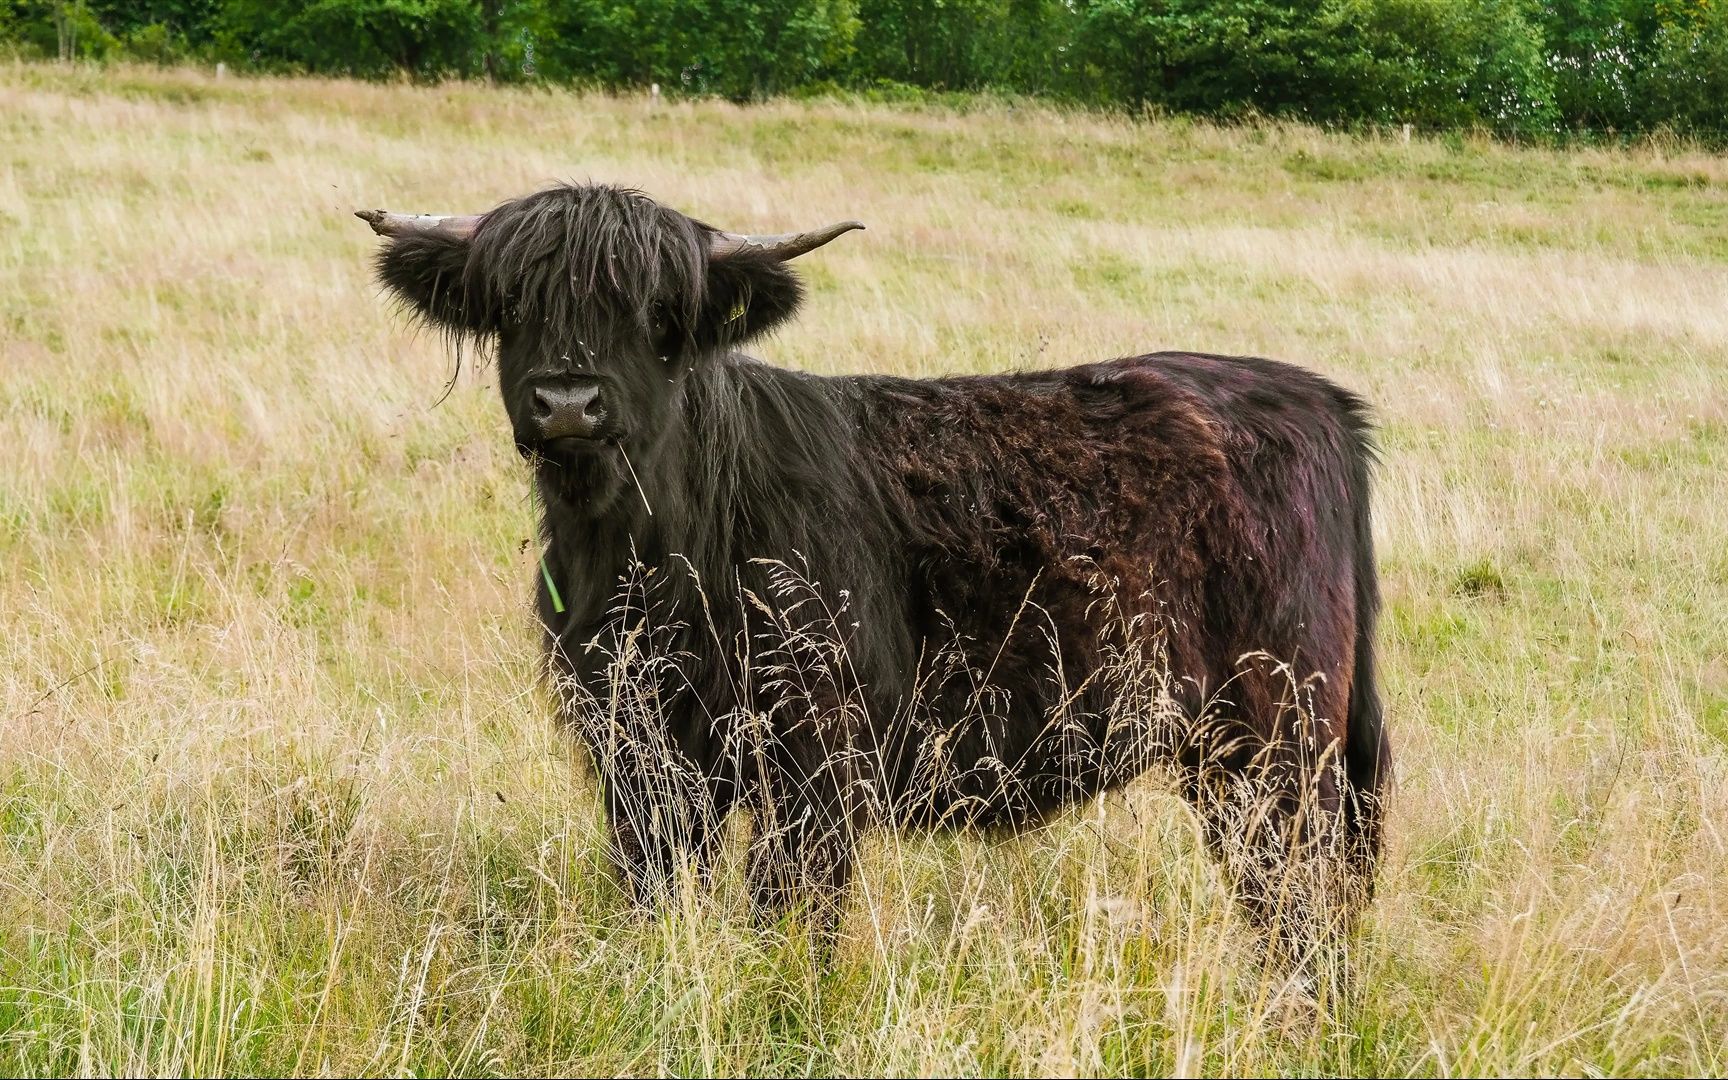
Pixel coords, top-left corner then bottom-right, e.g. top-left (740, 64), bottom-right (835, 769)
top-left (531, 380), bottom-right (605, 441)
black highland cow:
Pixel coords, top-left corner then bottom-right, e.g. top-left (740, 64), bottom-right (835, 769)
top-left (359, 184), bottom-right (1390, 947)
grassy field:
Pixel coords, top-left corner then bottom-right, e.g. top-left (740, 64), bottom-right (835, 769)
top-left (2, 61), bottom-right (1726, 1076)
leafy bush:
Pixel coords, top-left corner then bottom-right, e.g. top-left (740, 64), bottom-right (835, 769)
top-left (1539, 0), bottom-right (1648, 131)
top-left (846, 0), bottom-right (1067, 93)
top-left (1318, 0), bottom-right (1557, 133)
top-left (534, 0), bottom-right (859, 100)
top-left (1065, 0), bottom-right (1334, 113)
top-left (7, 1), bottom-right (122, 58)
top-left (3, 0), bottom-right (1726, 137)
top-left (213, 0), bottom-right (490, 78)
top-left (1641, 2), bottom-right (1728, 134)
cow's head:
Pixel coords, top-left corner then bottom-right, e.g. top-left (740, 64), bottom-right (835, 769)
top-left (360, 183), bottom-right (861, 511)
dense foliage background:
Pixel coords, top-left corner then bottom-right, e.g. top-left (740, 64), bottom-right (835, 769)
top-left (4, 0), bottom-right (1725, 134)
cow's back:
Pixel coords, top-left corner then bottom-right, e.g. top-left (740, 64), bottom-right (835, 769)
top-left (848, 353), bottom-right (1373, 825)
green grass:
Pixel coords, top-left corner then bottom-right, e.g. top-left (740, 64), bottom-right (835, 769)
top-left (1, 61), bottom-right (1726, 1076)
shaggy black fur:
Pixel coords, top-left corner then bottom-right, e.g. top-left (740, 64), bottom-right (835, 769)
top-left (371, 183), bottom-right (1391, 939)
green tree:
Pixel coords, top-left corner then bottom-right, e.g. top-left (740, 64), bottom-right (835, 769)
top-left (537, 0), bottom-right (857, 99)
top-left (847, 0), bottom-right (1066, 91)
top-left (1066, 0), bottom-right (1333, 114)
top-left (1641, 0), bottom-right (1728, 133)
top-left (1318, 0), bottom-right (1557, 132)
top-left (213, 0), bottom-right (489, 78)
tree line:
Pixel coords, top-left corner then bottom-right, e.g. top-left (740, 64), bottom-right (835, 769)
top-left (6, 1), bottom-right (1727, 137)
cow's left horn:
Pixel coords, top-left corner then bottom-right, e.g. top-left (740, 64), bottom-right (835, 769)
top-left (710, 220), bottom-right (864, 261)
top-left (355, 209), bottom-right (481, 241)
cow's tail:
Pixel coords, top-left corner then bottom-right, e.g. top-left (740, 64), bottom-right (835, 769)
top-left (1340, 395), bottom-right (1390, 892)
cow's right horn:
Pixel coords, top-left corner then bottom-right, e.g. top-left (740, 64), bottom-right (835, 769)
top-left (709, 220), bottom-right (864, 261)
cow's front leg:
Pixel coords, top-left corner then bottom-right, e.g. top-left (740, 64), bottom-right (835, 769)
top-left (744, 746), bottom-right (866, 932)
top-left (600, 766), bottom-right (725, 908)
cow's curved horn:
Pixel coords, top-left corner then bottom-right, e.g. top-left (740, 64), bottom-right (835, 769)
top-left (709, 220), bottom-right (864, 261)
top-left (355, 209), bottom-right (481, 241)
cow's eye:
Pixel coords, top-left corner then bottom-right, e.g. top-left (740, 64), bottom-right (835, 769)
top-left (648, 302), bottom-right (669, 343)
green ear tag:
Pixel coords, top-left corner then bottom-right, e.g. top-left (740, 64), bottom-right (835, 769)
top-left (727, 298), bottom-right (747, 323)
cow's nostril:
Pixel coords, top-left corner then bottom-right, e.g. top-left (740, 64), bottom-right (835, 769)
top-left (531, 381), bottom-right (604, 440)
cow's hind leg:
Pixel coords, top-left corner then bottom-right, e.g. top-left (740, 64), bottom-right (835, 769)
top-left (1178, 707), bottom-right (1365, 970)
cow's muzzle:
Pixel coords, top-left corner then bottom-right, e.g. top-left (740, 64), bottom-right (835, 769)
top-left (529, 377), bottom-right (607, 443)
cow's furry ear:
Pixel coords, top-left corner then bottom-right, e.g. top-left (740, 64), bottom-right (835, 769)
top-left (694, 248), bottom-right (804, 351)
top-left (374, 232), bottom-right (487, 334)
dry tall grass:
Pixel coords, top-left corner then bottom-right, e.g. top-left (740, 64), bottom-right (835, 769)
top-left (2, 62), bottom-right (1726, 1076)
